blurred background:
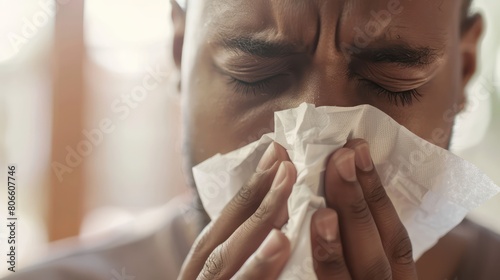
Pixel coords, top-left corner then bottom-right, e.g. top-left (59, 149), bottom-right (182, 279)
top-left (0, 0), bottom-right (498, 276)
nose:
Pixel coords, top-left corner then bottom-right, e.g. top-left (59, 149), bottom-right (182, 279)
top-left (288, 0), bottom-right (358, 109)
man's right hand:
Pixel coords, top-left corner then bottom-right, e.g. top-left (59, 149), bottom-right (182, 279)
top-left (178, 142), bottom-right (297, 279)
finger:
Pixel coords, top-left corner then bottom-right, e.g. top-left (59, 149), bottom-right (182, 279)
top-left (324, 148), bottom-right (391, 279)
top-left (233, 229), bottom-right (291, 280)
top-left (345, 139), bottom-right (417, 278)
top-left (198, 161), bottom-right (296, 279)
top-left (310, 208), bottom-right (351, 280)
top-left (179, 142), bottom-right (290, 279)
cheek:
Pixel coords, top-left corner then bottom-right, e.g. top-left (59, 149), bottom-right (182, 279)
top-left (396, 48), bottom-right (463, 149)
top-left (189, 104), bottom-right (275, 166)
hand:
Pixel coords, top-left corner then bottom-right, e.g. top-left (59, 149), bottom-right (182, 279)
top-left (310, 139), bottom-right (418, 279)
top-left (178, 142), bottom-right (297, 279)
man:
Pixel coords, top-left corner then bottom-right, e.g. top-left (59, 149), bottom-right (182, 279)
top-left (7, 0), bottom-right (500, 279)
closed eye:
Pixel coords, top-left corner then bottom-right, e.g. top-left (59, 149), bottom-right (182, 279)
top-left (353, 74), bottom-right (422, 107)
top-left (225, 71), bottom-right (296, 98)
top-left (227, 76), bottom-right (278, 96)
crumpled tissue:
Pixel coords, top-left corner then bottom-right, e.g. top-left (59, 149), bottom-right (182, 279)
top-left (192, 103), bottom-right (499, 279)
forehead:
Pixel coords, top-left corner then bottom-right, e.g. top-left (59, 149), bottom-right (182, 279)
top-left (191, 0), bottom-right (460, 50)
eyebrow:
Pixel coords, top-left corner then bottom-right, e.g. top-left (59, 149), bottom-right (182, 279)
top-left (219, 36), bottom-right (442, 68)
top-left (219, 36), bottom-right (303, 58)
top-left (350, 44), bottom-right (442, 68)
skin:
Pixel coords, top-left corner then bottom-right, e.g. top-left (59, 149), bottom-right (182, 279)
top-left (171, 0), bottom-right (485, 278)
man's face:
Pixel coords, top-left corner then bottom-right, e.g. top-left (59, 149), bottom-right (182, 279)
top-left (180, 0), bottom-right (470, 173)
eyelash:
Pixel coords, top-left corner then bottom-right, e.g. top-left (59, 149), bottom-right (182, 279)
top-left (227, 76), bottom-right (277, 97)
top-left (356, 77), bottom-right (422, 107)
top-left (228, 75), bottom-right (422, 106)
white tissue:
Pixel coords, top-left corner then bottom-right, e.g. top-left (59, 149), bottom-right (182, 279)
top-left (192, 103), bottom-right (499, 279)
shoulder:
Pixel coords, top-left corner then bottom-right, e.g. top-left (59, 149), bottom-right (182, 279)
top-left (456, 219), bottom-right (500, 279)
top-left (3, 193), bottom-right (200, 280)
top-left (416, 218), bottom-right (500, 280)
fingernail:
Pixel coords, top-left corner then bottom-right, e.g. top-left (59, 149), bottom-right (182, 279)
top-left (271, 162), bottom-right (288, 190)
top-left (315, 211), bottom-right (338, 242)
top-left (256, 229), bottom-right (282, 259)
top-left (257, 143), bottom-right (277, 172)
top-left (333, 149), bottom-right (357, 183)
top-left (355, 143), bottom-right (374, 172)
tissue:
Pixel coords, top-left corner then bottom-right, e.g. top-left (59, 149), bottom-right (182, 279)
top-left (192, 103), bottom-right (499, 279)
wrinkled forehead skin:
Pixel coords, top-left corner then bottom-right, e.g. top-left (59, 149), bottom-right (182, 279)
top-left (182, 0), bottom-right (458, 61)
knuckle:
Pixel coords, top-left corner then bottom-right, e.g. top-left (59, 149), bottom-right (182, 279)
top-left (349, 197), bottom-right (372, 224)
top-left (389, 227), bottom-right (414, 265)
top-left (200, 244), bottom-right (228, 280)
top-left (364, 182), bottom-right (389, 207)
top-left (242, 170), bottom-right (275, 201)
top-left (362, 258), bottom-right (392, 280)
top-left (232, 183), bottom-right (254, 208)
top-left (363, 174), bottom-right (381, 191)
top-left (226, 170), bottom-right (273, 215)
top-left (251, 200), bottom-right (272, 223)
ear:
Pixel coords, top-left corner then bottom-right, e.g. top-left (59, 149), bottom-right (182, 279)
top-left (171, 0), bottom-right (186, 70)
top-left (460, 13), bottom-right (484, 89)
